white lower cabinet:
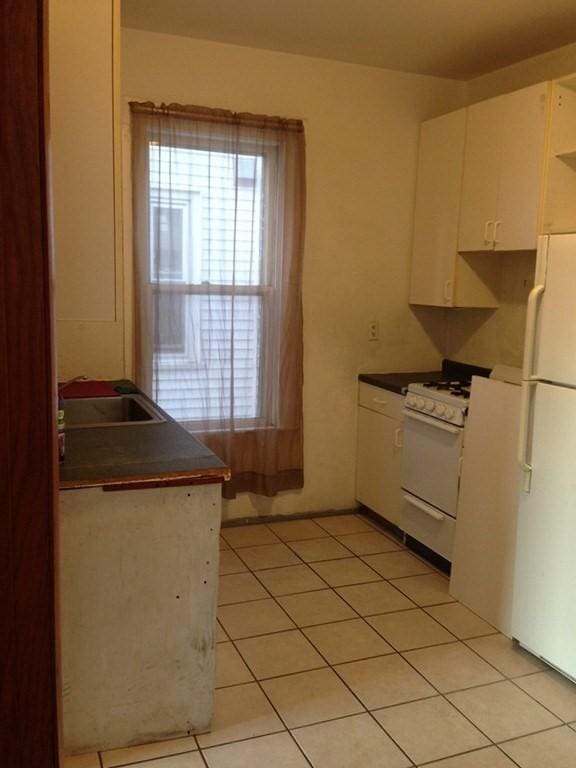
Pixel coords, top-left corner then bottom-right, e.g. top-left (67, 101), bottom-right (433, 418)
top-left (355, 384), bottom-right (404, 526)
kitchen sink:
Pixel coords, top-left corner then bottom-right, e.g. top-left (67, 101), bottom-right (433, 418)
top-left (64, 394), bottom-right (166, 428)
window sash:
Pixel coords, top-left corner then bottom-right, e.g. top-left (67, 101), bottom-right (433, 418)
top-left (151, 284), bottom-right (273, 427)
top-left (145, 130), bottom-right (282, 430)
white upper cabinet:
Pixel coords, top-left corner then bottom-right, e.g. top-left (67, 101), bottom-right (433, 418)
top-left (49, 0), bottom-right (125, 379)
top-left (457, 96), bottom-right (502, 252)
top-left (458, 82), bottom-right (550, 253)
top-left (410, 109), bottom-right (500, 308)
top-left (410, 109), bottom-right (466, 305)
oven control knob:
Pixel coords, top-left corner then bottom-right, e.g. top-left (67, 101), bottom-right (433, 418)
top-left (416, 397), bottom-right (425, 409)
top-left (424, 400), bottom-right (435, 412)
top-left (444, 407), bottom-right (455, 420)
top-left (407, 395), bottom-right (417, 407)
top-left (435, 403), bottom-right (445, 416)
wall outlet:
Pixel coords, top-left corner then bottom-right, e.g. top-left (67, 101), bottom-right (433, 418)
top-left (368, 321), bottom-right (379, 341)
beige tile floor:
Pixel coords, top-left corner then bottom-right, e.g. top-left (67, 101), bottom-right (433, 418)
top-left (65, 512), bottom-right (576, 768)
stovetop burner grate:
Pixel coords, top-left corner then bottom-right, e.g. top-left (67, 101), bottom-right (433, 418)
top-left (421, 379), bottom-right (471, 397)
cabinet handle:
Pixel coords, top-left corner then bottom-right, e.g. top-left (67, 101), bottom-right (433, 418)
top-left (443, 280), bottom-right (452, 304)
top-left (403, 493), bottom-right (445, 521)
top-left (493, 220), bottom-right (501, 245)
top-left (403, 408), bottom-right (461, 434)
top-left (484, 220), bottom-right (494, 245)
top-left (394, 427), bottom-right (403, 448)
top-left (372, 397), bottom-right (387, 405)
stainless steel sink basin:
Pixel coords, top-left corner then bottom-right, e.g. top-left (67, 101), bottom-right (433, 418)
top-left (64, 394), bottom-right (166, 428)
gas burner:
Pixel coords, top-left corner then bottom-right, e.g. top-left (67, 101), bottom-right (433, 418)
top-left (422, 379), bottom-right (470, 395)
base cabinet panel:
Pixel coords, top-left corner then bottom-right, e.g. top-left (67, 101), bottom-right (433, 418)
top-left (356, 391), bottom-right (403, 526)
top-left (59, 483), bottom-right (221, 755)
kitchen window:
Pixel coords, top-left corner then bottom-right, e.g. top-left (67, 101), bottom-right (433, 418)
top-left (130, 102), bottom-right (305, 497)
top-left (147, 143), bottom-right (267, 423)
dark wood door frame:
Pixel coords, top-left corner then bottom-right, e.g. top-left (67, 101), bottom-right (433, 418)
top-left (1, 1), bottom-right (60, 766)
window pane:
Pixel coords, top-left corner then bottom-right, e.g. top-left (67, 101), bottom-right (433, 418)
top-left (149, 144), bottom-right (264, 286)
top-left (152, 206), bottom-right (184, 281)
top-left (154, 294), bottom-right (263, 423)
top-left (154, 293), bottom-right (185, 354)
top-left (237, 154), bottom-right (257, 187)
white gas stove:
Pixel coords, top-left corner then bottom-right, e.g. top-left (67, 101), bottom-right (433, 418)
top-left (401, 377), bottom-right (474, 564)
top-left (405, 380), bottom-right (471, 427)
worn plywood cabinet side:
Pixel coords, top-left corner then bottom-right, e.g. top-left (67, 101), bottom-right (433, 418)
top-left (59, 484), bottom-right (221, 754)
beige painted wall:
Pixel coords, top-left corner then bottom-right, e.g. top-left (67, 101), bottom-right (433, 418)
top-left (121, 29), bottom-right (464, 520)
top-left (444, 252), bottom-right (536, 369)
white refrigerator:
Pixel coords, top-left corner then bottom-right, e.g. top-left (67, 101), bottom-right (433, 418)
top-left (513, 232), bottom-right (576, 680)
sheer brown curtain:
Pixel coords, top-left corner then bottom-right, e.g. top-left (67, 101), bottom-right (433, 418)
top-left (130, 102), bottom-right (305, 498)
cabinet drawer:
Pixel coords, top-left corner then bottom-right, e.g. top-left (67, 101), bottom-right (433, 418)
top-left (358, 382), bottom-right (404, 419)
top-left (399, 494), bottom-right (456, 562)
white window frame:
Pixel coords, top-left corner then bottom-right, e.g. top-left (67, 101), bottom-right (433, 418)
top-left (148, 139), bottom-right (279, 429)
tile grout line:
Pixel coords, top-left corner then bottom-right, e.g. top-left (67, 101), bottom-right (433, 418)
top-left (98, 740), bottom-right (201, 768)
top-left (229, 525), bottom-right (427, 767)
top-left (225, 526), bottom-right (422, 767)
top-left (284, 523), bottom-right (502, 754)
top-left (220, 636), bottom-right (315, 767)
top-left (105, 514), bottom-right (571, 766)
top-left (82, 513), bottom-right (574, 767)
top-left (415, 744), bottom-right (520, 768)
top-left (107, 512), bottom-right (568, 762)
top-left (219, 543), bottom-right (550, 701)
top-left (507, 669), bottom-right (576, 725)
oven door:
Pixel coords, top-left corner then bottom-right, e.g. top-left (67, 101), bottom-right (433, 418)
top-left (401, 408), bottom-right (464, 518)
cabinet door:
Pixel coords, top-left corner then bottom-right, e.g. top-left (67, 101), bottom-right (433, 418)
top-left (496, 83), bottom-right (549, 251)
top-left (458, 96), bottom-right (503, 252)
top-left (410, 109), bottom-right (466, 306)
top-left (356, 406), bottom-right (403, 526)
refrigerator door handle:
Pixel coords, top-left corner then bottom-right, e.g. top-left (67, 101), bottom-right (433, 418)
top-left (518, 380), bottom-right (536, 492)
top-left (522, 284), bottom-right (545, 381)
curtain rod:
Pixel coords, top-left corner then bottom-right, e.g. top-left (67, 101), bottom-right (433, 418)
top-left (129, 101), bottom-right (304, 133)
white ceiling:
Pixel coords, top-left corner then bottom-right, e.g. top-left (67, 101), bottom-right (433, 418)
top-left (121, 0), bottom-right (576, 80)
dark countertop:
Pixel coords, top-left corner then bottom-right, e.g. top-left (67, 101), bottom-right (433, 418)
top-left (359, 370), bottom-right (442, 394)
top-left (59, 381), bottom-right (230, 491)
top-left (358, 360), bottom-right (492, 395)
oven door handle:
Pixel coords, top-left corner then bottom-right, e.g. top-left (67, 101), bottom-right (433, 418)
top-left (402, 409), bottom-right (461, 435)
top-left (402, 493), bottom-right (445, 521)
